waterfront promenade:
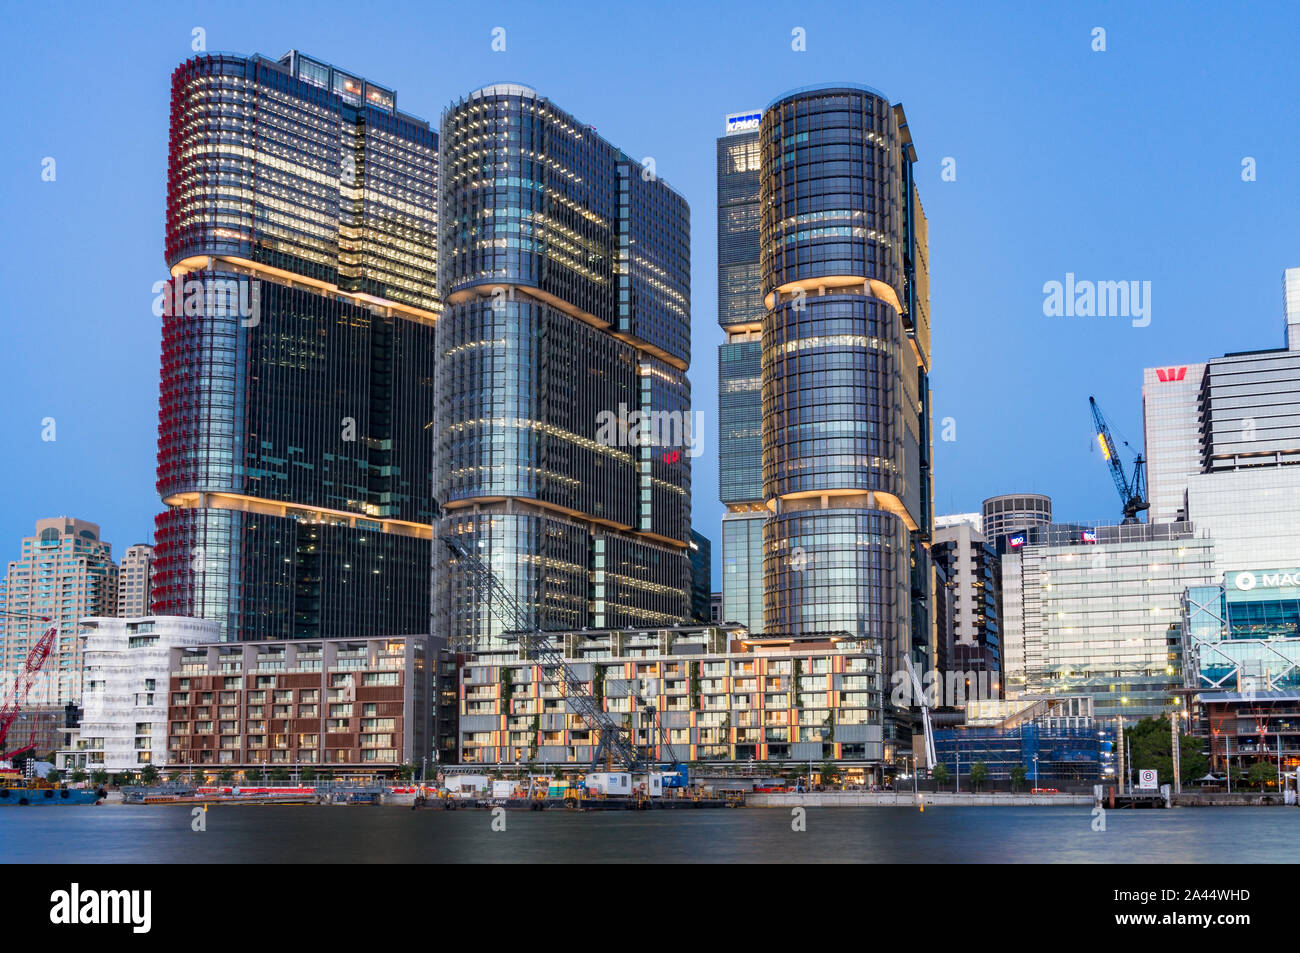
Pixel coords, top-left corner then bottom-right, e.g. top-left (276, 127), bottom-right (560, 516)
top-left (749, 791), bottom-right (1092, 807)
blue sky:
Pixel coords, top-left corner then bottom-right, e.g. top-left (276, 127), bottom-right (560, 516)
top-left (1, 0), bottom-right (1297, 582)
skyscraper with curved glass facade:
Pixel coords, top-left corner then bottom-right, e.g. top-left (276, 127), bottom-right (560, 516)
top-left (717, 111), bottom-right (767, 633)
top-left (759, 85), bottom-right (933, 762)
top-left (434, 85), bottom-right (692, 647)
top-left (155, 51), bottom-right (439, 641)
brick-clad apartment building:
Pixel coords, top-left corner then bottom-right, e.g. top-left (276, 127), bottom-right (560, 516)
top-left (458, 625), bottom-right (886, 780)
top-left (167, 635), bottom-right (448, 774)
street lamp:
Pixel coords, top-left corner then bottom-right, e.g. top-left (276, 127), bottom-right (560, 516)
top-left (1032, 754), bottom-right (1039, 792)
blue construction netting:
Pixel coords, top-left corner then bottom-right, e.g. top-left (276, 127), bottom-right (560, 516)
top-left (932, 724), bottom-right (1101, 782)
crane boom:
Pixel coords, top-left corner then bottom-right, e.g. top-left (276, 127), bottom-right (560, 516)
top-left (903, 656), bottom-right (937, 770)
top-left (441, 536), bottom-right (642, 771)
top-left (1089, 396), bottom-right (1149, 524)
top-left (0, 613), bottom-right (57, 760)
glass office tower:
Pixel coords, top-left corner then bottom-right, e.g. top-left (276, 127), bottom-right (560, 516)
top-left (1144, 268), bottom-right (1300, 572)
top-left (154, 51), bottom-right (439, 641)
top-left (1002, 522), bottom-right (1215, 721)
top-left (434, 85), bottom-right (692, 648)
top-left (759, 85), bottom-right (933, 764)
top-left (688, 530), bottom-right (712, 623)
top-left (717, 112), bottom-right (768, 633)
top-left (1185, 570), bottom-right (1300, 694)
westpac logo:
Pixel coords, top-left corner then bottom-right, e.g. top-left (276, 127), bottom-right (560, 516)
top-left (1155, 366), bottom-right (1188, 382)
top-left (49, 883), bottom-right (151, 933)
top-left (1233, 570), bottom-right (1300, 591)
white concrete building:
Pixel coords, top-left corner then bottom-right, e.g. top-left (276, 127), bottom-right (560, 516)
top-left (1141, 362), bottom-right (1207, 523)
top-left (117, 543), bottom-right (155, 618)
top-left (933, 512), bottom-right (983, 533)
top-left (64, 616), bottom-right (218, 773)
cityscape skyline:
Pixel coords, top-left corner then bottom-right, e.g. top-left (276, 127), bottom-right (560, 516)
top-left (6, 7), bottom-right (1300, 893)
top-left (5, 2), bottom-right (1299, 585)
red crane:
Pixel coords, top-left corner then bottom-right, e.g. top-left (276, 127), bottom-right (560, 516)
top-left (0, 612), bottom-right (58, 762)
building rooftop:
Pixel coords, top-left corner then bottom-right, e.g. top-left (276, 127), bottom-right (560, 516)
top-left (1204, 692), bottom-right (1300, 703)
top-left (765, 81), bottom-right (891, 111)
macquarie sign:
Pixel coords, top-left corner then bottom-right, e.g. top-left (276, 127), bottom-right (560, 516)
top-left (1230, 569), bottom-right (1300, 593)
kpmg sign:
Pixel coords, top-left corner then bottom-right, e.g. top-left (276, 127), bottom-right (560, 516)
top-left (725, 110), bottom-right (761, 135)
top-left (1231, 569), bottom-right (1300, 592)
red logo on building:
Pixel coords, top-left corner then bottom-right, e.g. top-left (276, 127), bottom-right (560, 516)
top-left (1155, 366), bottom-right (1188, 382)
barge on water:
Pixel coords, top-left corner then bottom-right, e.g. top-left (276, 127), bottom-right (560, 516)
top-left (0, 784), bottom-right (102, 806)
top-left (0, 766), bottom-right (103, 806)
top-left (414, 792), bottom-right (746, 811)
top-left (124, 786), bottom-right (321, 806)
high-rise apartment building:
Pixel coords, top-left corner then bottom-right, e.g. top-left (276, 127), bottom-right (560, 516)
top-left (717, 110), bottom-right (767, 635)
top-left (154, 51), bottom-right (439, 641)
top-left (434, 85), bottom-right (692, 647)
top-left (759, 84), bottom-right (933, 767)
top-left (932, 521), bottom-right (1001, 677)
top-left (117, 544), bottom-right (154, 618)
top-left (1143, 268), bottom-right (1300, 572)
top-left (0, 518), bottom-right (118, 704)
top-left (1001, 521), bottom-right (1215, 722)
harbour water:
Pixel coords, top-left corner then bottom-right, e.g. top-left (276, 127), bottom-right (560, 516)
top-left (3, 805), bottom-right (1297, 863)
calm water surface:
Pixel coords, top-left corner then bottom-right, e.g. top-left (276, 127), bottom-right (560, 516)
top-left (2, 805), bottom-right (1295, 863)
